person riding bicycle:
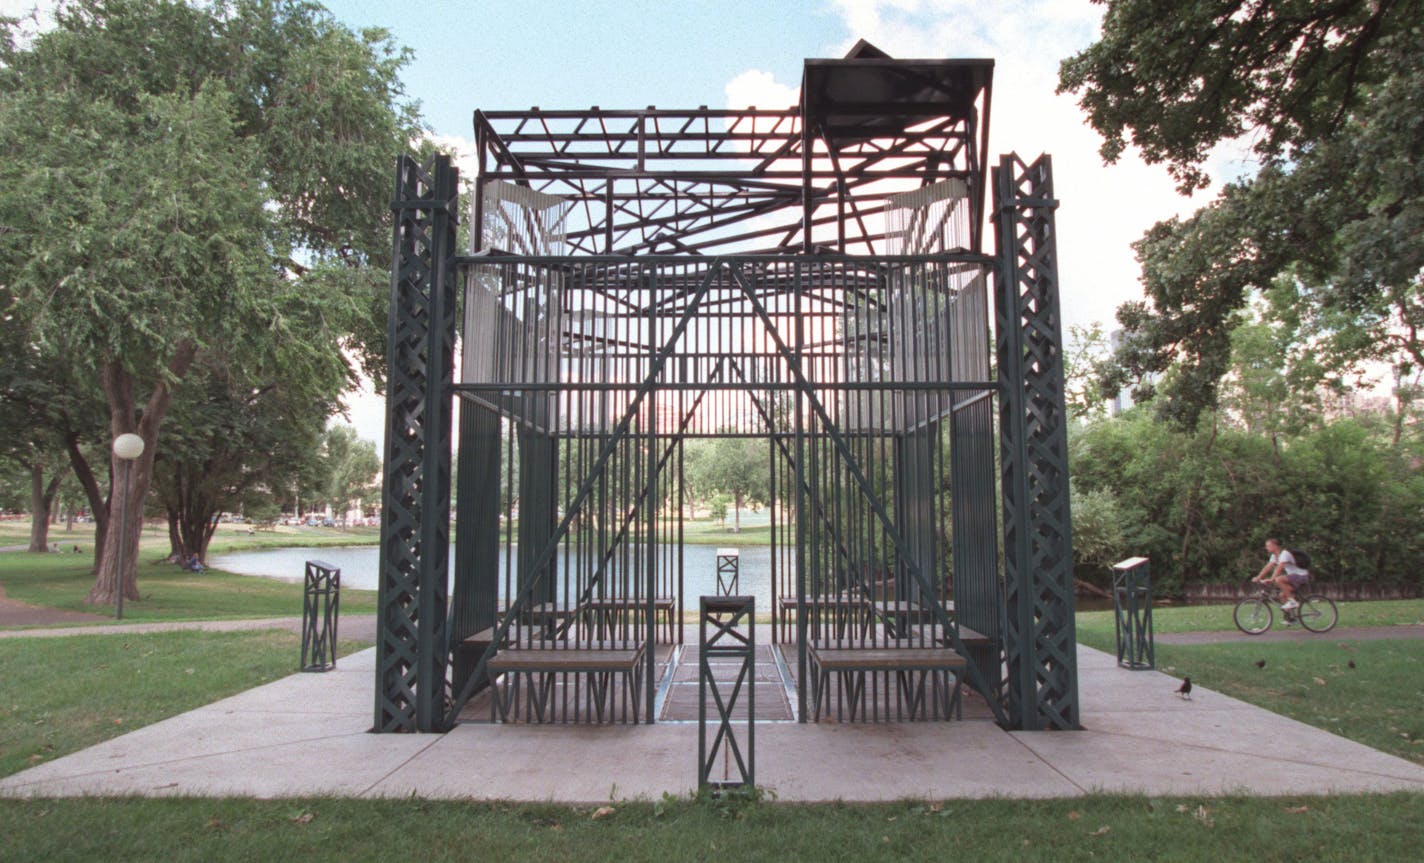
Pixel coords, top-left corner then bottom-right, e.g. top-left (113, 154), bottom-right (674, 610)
top-left (1252, 538), bottom-right (1308, 610)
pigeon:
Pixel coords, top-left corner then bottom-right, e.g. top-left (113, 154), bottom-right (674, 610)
top-left (1176, 677), bottom-right (1192, 699)
top-left (1347, 660), bottom-right (1356, 669)
top-left (1254, 660), bottom-right (1266, 669)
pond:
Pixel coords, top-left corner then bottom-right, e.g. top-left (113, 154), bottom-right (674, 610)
top-left (210, 543), bottom-right (776, 612)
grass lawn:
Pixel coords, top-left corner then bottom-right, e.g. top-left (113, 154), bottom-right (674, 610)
top-left (0, 519), bottom-right (383, 553)
top-left (0, 550), bottom-right (377, 622)
top-left (1075, 598), bottom-right (1424, 641)
top-left (2, 792), bottom-right (1422, 862)
top-left (0, 629), bottom-right (370, 778)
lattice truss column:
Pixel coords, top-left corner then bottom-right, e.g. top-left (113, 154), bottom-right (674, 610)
top-left (375, 154), bottom-right (460, 733)
top-left (993, 153), bottom-right (1079, 731)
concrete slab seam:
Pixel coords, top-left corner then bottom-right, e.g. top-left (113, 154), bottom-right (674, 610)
top-left (358, 732), bottom-right (453, 798)
top-left (0, 729), bottom-right (378, 793)
top-left (1002, 726), bottom-right (1090, 795)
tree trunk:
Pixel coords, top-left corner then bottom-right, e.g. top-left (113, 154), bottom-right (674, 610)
top-left (64, 429), bottom-right (109, 572)
top-left (167, 509), bottom-right (183, 559)
top-left (734, 490), bottom-right (743, 533)
top-left (26, 465), bottom-right (63, 552)
top-left (86, 344), bottom-right (197, 607)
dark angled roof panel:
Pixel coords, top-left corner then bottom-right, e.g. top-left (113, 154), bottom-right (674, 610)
top-left (802, 57), bottom-right (993, 145)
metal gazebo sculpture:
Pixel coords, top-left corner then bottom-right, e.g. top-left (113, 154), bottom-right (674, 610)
top-left (374, 42), bottom-right (1078, 735)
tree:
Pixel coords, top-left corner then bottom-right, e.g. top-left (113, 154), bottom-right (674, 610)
top-left (1064, 323), bottom-right (1114, 423)
top-left (684, 437), bottom-right (769, 532)
top-left (0, 1), bottom-right (420, 605)
top-left (1061, 0), bottom-right (1424, 428)
top-left (151, 359), bottom-right (335, 562)
top-left (315, 425), bottom-right (380, 526)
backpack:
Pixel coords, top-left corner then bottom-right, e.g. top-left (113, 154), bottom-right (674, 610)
top-left (1287, 547), bottom-right (1312, 570)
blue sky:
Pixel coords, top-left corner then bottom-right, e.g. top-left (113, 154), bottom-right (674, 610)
top-left (324, 0), bottom-right (847, 137)
top-left (318, 0), bottom-right (1205, 323)
top-left (315, 0), bottom-right (1221, 443)
top-left (1, 0), bottom-right (1225, 444)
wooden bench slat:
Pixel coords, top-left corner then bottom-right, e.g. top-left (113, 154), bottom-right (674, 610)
top-left (810, 646), bottom-right (966, 671)
top-left (911, 623), bottom-right (993, 647)
top-left (489, 647), bottom-right (643, 673)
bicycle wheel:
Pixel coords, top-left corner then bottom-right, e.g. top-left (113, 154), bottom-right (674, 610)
top-left (1234, 597), bottom-right (1273, 634)
top-left (1297, 594), bottom-right (1339, 633)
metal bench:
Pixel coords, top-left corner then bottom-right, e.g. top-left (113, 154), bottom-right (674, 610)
top-left (487, 640), bottom-right (646, 724)
top-left (809, 642), bottom-right (967, 722)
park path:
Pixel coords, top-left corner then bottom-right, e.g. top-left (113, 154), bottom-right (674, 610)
top-left (0, 587), bottom-right (378, 642)
top-left (0, 584), bottom-right (112, 628)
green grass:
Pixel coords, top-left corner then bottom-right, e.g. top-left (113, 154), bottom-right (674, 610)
top-left (0, 629), bottom-right (369, 778)
top-left (678, 519), bottom-right (774, 546)
top-left (0, 519), bottom-right (381, 552)
top-left (2, 792), bottom-right (1423, 862)
top-left (0, 550), bottom-right (377, 622)
top-left (1074, 598), bottom-right (1424, 643)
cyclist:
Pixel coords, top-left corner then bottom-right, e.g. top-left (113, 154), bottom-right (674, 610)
top-left (1252, 538), bottom-right (1308, 610)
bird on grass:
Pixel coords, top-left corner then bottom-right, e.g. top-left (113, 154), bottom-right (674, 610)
top-left (1176, 677), bottom-right (1192, 700)
top-left (1254, 659), bottom-right (1266, 669)
top-left (1347, 660), bottom-right (1356, 670)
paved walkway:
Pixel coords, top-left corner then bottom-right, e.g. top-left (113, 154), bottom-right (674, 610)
top-left (2, 642), bottom-right (1422, 802)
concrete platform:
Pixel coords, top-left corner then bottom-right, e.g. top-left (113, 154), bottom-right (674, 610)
top-left (3, 644), bottom-right (1422, 802)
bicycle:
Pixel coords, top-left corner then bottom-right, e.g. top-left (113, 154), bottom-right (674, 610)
top-left (1233, 582), bottom-right (1338, 634)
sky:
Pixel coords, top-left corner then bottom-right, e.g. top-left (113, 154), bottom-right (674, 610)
top-left (314, 0), bottom-right (1234, 447)
top-left (314, 0), bottom-right (1228, 328)
top-left (2, 0), bottom-right (1236, 448)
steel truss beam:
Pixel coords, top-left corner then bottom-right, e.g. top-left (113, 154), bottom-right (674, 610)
top-left (475, 106), bottom-right (982, 256)
top-left (993, 154), bottom-right (1079, 731)
top-left (375, 154), bottom-right (459, 733)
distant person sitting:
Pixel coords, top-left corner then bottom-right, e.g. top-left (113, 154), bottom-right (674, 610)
top-left (1253, 538), bottom-right (1308, 610)
top-left (187, 553), bottom-right (205, 573)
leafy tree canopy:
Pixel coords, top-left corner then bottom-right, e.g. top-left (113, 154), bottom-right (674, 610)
top-left (0, 0), bottom-right (422, 602)
top-left (1061, 0), bottom-right (1424, 428)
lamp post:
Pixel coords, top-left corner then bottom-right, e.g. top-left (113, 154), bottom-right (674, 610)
top-left (112, 433), bottom-right (145, 621)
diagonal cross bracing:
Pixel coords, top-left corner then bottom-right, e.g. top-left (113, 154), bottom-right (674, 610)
top-left (727, 263), bottom-right (1008, 725)
top-left (445, 262), bottom-right (724, 724)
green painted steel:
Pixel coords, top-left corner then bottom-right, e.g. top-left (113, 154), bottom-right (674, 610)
top-left (699, 595), bottom-right (755, 789)
top-left (301, 560), bottom-right (340, 672)
top-left (375, 154), bottom-right (459, 733)
top-left (716, 550), bottom-right (740, 596)
top-left (1113, 557), bottom-right (1154, 670)
top-left (993, 154), bottom-right (1079, 731)
top-left (376, 56), bottom-right (1082, 736)
top-left (450, 405), bottom-right (502, 700)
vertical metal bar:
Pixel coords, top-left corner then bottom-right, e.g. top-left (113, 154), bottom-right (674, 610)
top-left (793, 262), bottom-right (808, 720)
top-left (646, 267), bottom-right (658, 724)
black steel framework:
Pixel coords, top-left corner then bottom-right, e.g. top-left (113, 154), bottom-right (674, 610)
top-left (376, 46), bottom-right (1078, 735)
top-left (699, 595), bottom-right (755, 789)
top-left (301, 560), bottom-right (341, 672)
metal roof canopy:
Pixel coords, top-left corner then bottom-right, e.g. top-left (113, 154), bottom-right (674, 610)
top-left (801, 45), bottom-right (994, 148)
top-left (470, 41), bottom-right (995, 256)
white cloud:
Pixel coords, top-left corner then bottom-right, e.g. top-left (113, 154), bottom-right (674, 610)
top-left (724, 69), bottom-right (799, 109)
top-left (804, 0), bottom-right (1222, 330)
